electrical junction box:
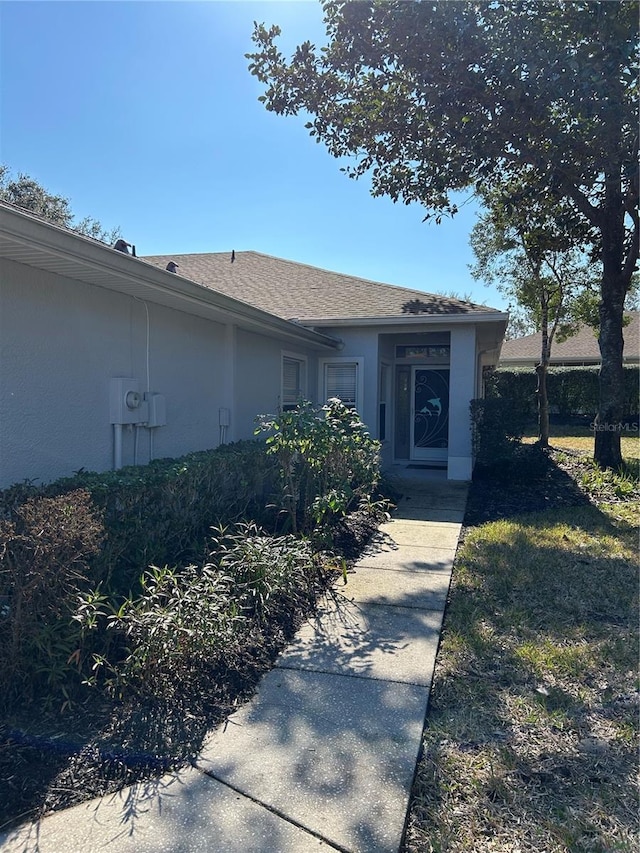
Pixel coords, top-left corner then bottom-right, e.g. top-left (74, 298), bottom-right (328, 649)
top-left (145, 392), bottom-right (167, 427)
top-left (110, 378), bottom-right (148, 425)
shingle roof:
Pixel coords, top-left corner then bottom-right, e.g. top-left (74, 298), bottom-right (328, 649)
top-left (500, 312), bottom-right (640, 364)
top-left (141, 251), bottom-right (499, 323)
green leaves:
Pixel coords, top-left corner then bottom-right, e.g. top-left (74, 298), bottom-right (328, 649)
top-left (247, 1), bottom-right (638, 276)
top-left (0, 164), bottom-right (121, 243)
top-left (256, 399), bottom-right (381, 537)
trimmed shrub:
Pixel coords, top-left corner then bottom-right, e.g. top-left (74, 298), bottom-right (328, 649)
top-left (0, 441), bottom-right (278, 709)
top-left (0, 490), bottom-right (104, 707)
top-left (470, 398), bottom-right (530, 474)
top-left (44, 440), bottom-right (279, 595)
top-left (486, 365), bottom-right (640, 421)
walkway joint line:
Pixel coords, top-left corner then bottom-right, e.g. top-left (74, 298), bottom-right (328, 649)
top-left (274, 662), bottom-right (432, 689)
top-left (192, 763), bottom-right (350, 853)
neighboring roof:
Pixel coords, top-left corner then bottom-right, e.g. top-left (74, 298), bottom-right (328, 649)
top-left (500, 312), bottom-right (640, 365)
top-left (142, 251), bottom-right (503, 324)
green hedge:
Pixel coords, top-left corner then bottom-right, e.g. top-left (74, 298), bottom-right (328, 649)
top-left (470, 398), bottom-right (531, 474)
top-left (486, 365), bottom-right (640, 420)
top-left (1, 441), bottom-right (279, 597)
top-left (0, 441), bottom-right (280, 706)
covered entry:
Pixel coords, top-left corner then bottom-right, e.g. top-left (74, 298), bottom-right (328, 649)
top-left (393, 336), bottom-right (451, 466)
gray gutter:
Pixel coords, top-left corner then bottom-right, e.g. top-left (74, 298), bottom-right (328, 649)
top-left (293, 312), bottom-right (508, 328)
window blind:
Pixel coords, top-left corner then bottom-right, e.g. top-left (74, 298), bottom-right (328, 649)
top-left (325, 362), bottom-right (358, 405)
top-left (283, 357), bottom-right (302, 407)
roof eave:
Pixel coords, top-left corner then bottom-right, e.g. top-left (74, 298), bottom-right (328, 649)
top-left (0, 205), bottom-right (339, 351)
top-left (295, 312), bottom-right (509, 328)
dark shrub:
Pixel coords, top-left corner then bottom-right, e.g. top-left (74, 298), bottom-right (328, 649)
top-left (470, 398), bottom-right (530, 477)
top-left (0, 490), bottom-right (104, 708)
top-left (486, 365), bottom-right (640, 422)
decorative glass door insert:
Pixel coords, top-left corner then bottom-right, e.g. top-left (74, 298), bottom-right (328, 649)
top-left (411, 367), bottom-right (449, 461)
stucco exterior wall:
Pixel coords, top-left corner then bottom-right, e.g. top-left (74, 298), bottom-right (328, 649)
top-left (233, 328), bottom-right (320, 439)
top-left (448, 325), bottom-right (477, 480)
top-left (0, 260), bottom-right (289, 487)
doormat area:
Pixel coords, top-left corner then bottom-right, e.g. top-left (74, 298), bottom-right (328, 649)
top-left (406, 464), bottom-right (447, 470)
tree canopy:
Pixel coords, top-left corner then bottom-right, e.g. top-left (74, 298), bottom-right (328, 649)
top-left (470, 182), bottom-right (600, 444)
top-left (0, 165), bottom-right (120, 244)
top-left (248, 0), bottom-right (639, 467)
top-left (470, 183), bottom-right (599, 339)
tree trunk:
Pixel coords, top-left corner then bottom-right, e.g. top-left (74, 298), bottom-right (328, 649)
top-left (537, 302), bottom-right (550, 448)
top-left (594, 174), bottom-right (627, 470)
top-left (536, 364), bottom-right (550, 448)
top-left (594, 287), bottom-right (625, 468)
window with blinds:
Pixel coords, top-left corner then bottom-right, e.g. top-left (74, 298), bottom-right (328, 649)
top-left (324, 362), bottom-right (358, 407)
top-left (282, 355), bottom-right (305, 410)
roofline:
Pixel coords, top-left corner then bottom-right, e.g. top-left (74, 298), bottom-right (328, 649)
top-left (178, 249), bottom-right (500, 310)
top-left (500, 357), bottom-right (639, 365)
top-left (0, 204), bottom-right (340, 352)
top-left (296, 312), bottom-right (509, 328)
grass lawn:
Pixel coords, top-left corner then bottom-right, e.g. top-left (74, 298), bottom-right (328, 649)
top-left (402, 448), bottom-right (639, 853)
top-left (522, 425), bottom-right (640, 459)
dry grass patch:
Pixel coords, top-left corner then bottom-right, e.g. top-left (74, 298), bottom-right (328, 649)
top-left (403, 501), bottom-right (638, 853)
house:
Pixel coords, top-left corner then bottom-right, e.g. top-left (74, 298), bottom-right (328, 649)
top-left (0, 202), bottom-right (507, 487)
top-left (499, 313), bottom-right (640, 367)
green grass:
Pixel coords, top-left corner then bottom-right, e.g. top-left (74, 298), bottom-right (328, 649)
top-left (402, 456), bottom-right (639, 853)
top-left (522, 424), bottom-right (640, 459)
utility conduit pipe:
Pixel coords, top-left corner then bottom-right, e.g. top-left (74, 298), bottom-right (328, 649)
top-left (113, 423), bottom-right (123, 470)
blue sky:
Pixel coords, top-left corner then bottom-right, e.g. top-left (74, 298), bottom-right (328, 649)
top-left (1, 0), bottom-right (506, 309)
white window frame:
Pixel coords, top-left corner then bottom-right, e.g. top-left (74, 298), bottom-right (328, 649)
top-left (281, 352), bottom-right (307, 411)
top-left (319, 357), bottom-right (364, 411)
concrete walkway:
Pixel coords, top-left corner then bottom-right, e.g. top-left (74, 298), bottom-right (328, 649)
top-left (0, 476), bottom-right (468, 853)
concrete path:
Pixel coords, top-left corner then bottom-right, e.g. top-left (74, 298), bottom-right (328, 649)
top-left (0, 477), bottom-right (468, 853)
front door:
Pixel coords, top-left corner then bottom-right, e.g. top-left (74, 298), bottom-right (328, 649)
top-left (410, 367), bottom-right (449, 461)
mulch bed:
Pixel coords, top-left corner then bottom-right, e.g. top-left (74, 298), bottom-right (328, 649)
top-left (464, 444), bottom-right (590, 527)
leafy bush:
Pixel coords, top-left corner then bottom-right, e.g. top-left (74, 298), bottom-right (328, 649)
top-left (211, 522), bottom-right (321, 622)
top-left (256, 399), bottom-right (382, 537)
top-left (75, 524), bottom-right (322, 699)
top-left (0, 490), bottom-right (104, 708)
top-left (76, 564), bottom-right (247, 699)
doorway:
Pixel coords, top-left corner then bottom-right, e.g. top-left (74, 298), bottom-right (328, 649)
top-left (410, 367), bottom-right (450, 462)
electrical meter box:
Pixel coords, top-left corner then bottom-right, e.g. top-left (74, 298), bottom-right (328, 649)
top-left (110, 378), bottom-right (148, 424)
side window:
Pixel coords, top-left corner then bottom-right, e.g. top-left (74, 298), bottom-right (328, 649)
top-left (321, 358), bottom-right (363, 410)
top-left (379, 362), bottom-right (390, 441)
top-left (282, 354), bottom-right (306, 411)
